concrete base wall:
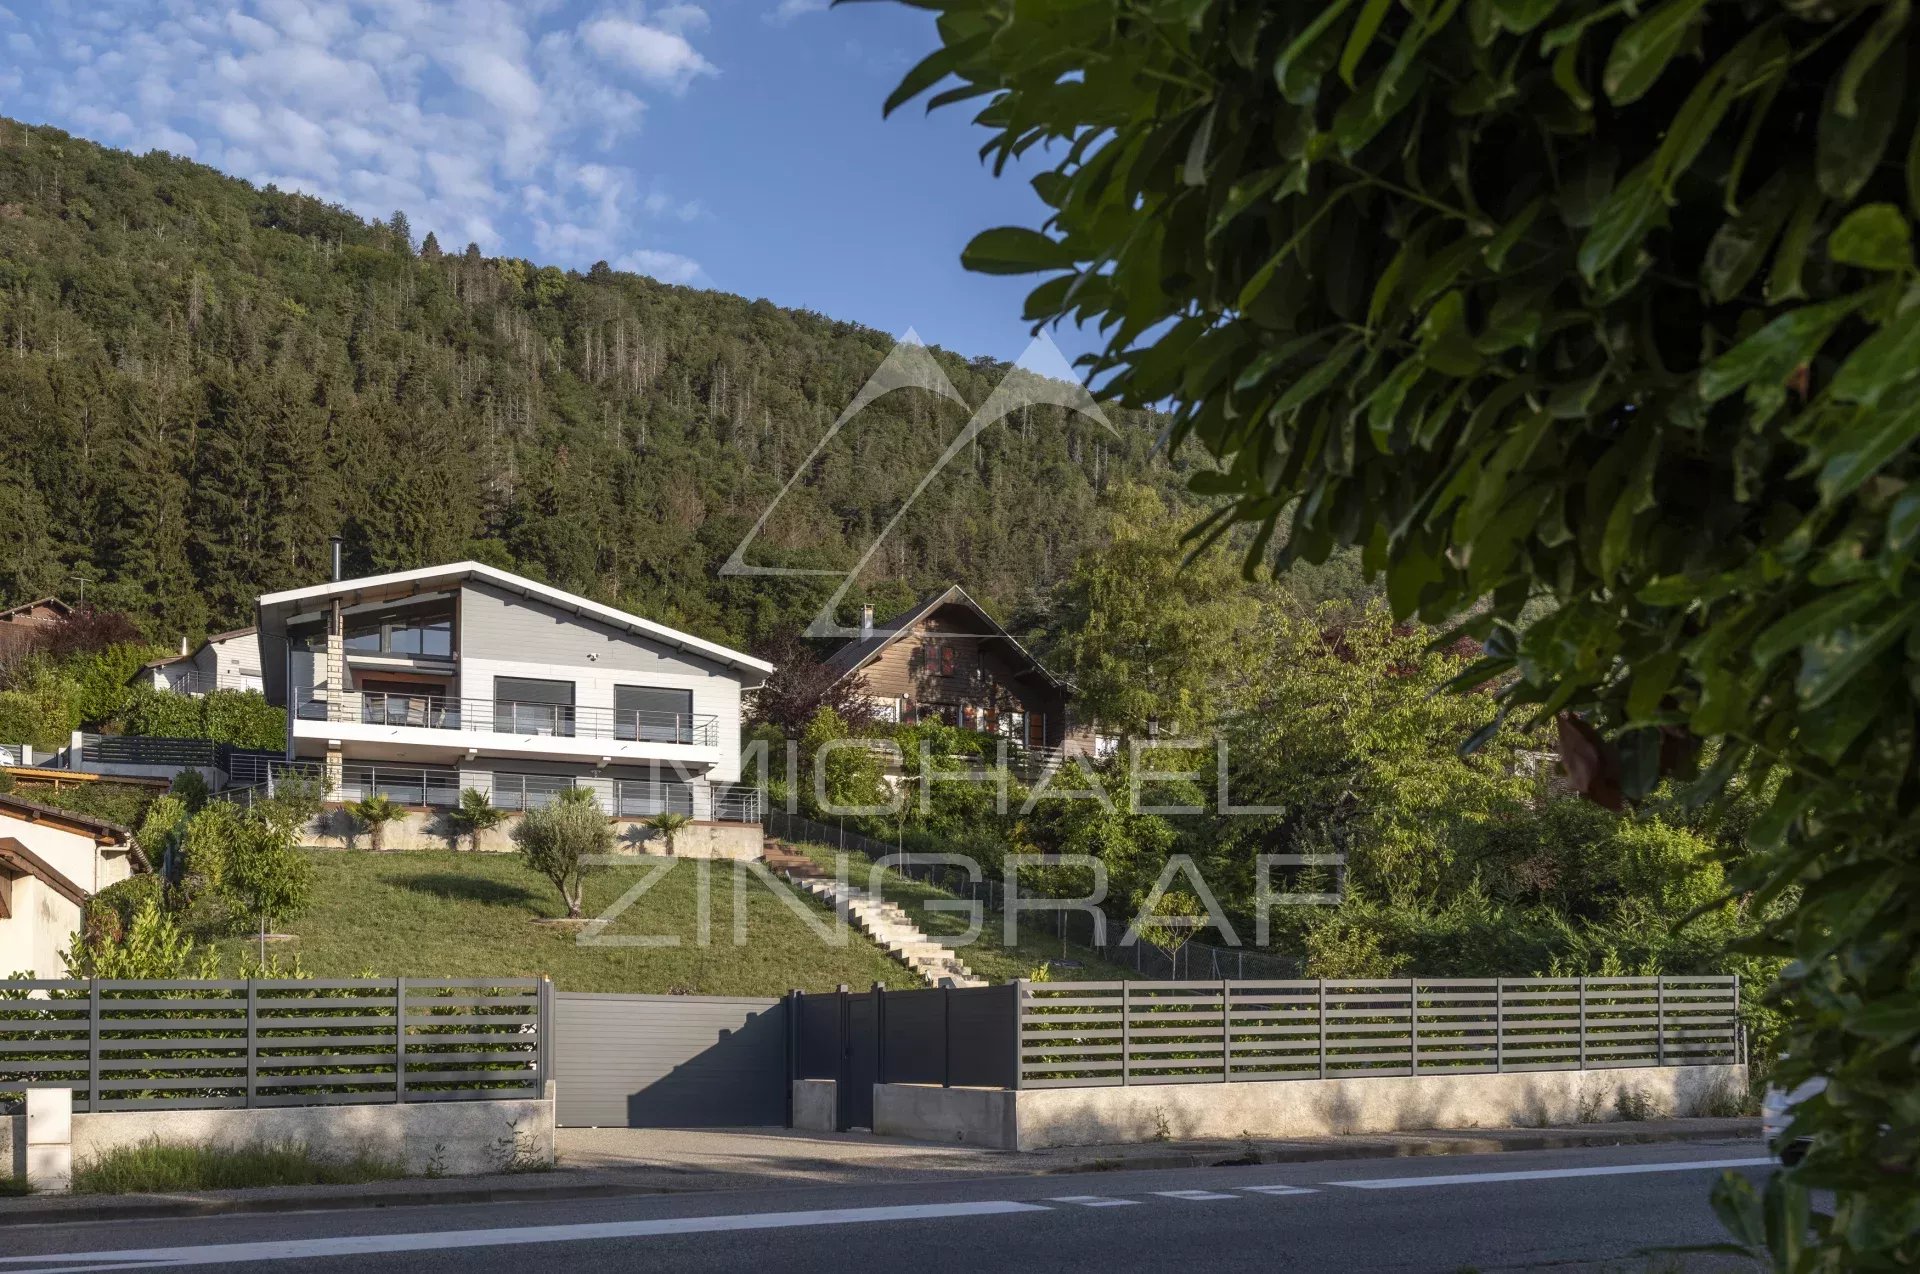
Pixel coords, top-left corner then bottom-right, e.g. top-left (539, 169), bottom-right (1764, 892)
top-left (305, 808), bottom-right (763, 859)
top-left (874, 1084), bottom-right (1018, 1148)
top-left (791, 1080), bottom-right (836, 1133)
top-left (861, 1065), bottom-right (1746, 1151)
top-left (4, 1091), bottom-right (555, 1186)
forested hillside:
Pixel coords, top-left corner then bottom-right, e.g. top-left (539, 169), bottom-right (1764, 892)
top-left (0, 117), bottom-right (1180, 650)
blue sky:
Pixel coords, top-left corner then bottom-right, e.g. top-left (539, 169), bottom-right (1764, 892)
top-left (0, 0), bottom-right (1075, 363)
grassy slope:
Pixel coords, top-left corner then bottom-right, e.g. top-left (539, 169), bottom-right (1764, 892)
top-left (210, 850), bottom-right (919, 995)
top-left (788, 842), bottom-right (1138, 983)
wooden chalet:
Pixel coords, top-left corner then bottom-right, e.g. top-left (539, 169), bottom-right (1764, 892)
top-left (822, 586), bottom-right (1096, 752)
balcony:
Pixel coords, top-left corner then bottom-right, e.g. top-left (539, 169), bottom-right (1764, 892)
top-left (295, 694), bottom-right (719, 747)
top-left (307, 763), bottom-right (761, 823)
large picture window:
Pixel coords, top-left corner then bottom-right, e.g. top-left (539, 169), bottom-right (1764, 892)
top-left (343, 605), bottom-right (453, 658)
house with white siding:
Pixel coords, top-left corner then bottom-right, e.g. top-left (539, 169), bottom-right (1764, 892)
top-left (252, 560), bottom-right (774, 855)
top-left (130, 627), bottom-right (264, 695)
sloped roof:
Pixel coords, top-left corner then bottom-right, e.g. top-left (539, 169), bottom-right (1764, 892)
top-left (823, 585), bottom-right (1069, 690)
top-left (140, 626), bottom-right (260, 670)
top-left (256, 562), bottom-right (774, 695)
top-left (0, 793), bottom-right (148, 872)
top-left (0, 597), bottom-right (71, 624)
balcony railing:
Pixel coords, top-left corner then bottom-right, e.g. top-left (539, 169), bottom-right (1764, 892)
top-left (296, 695), bottom-right (718, 746)
top-left (338, 763), bottom-right (462, 807)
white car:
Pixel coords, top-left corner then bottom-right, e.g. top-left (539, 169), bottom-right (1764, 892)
top-left (1761, 1076), bottom-right (1825, 1164)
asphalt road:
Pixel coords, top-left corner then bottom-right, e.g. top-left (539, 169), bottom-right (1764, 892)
top-left (0, 1140), bottom-right (1771, 1273)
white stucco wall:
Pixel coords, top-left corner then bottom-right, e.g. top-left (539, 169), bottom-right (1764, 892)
top-left (0, 814), bottom-right (134, 979)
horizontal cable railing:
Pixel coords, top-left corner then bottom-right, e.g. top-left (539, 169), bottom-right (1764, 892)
top-left (1016, 976), bottom-right (1741, 1089)
top-left (338, 763), bottom-right (464, 808)
top-left (211, 766), bottom-right (752, 823)
top-left (296, 695), bottom-right (717, 747)
top-left (0, 978), bottom-right (548, 1112)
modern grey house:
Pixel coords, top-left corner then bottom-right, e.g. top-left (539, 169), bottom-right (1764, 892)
top-left (252, 561), bottom-right (773, 848)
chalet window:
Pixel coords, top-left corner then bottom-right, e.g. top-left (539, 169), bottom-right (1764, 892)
top-left (615, 686), bottom-right (694, 743)
top-left (494, 677), bottom-right (575, 736)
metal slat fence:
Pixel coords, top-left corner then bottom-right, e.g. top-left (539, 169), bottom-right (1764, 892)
top-left (0, 977), bottom-right (548, 1112)
top-left (1016, 976), bottom-right (1740, 1089)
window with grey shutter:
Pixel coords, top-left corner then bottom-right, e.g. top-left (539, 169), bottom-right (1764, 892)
top-left (616, 686), bottom-right (694, 742)
top-left (494, 677), bottom-right (576, 736)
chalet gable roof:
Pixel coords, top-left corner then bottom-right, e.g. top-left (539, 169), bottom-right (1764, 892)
top-left (822, 585), bottom-right (1070, 691)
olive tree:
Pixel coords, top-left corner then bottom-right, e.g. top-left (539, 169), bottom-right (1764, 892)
top-left (512, 791), bottom-right (613, 919)
top-left (889, 0), bottom-right (1920, 1262)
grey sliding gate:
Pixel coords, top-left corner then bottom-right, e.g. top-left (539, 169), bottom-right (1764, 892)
top-left (551, 992), bottom-right (789, 1128)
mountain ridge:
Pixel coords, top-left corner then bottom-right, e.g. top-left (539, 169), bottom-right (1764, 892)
top-left (0, 115), bottom-right (1183, 652)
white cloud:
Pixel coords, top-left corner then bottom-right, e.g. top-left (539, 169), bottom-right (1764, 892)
top-left (579, 13), bottom-right (715, 92)
top-left (616, 247), bottom-right (702, 284)
top-left (1, 1), bottom-right (711, 271)
top-left (767, 0), bottom-right (828, 24)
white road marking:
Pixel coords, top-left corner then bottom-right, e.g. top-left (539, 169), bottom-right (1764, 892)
top-left (1238, 1185), bottom-right (1318, 1196)
top-left (0, 1201), bottom-right (1052, 1272)
top-left (1048, 1195), bottom-right (1141, 1207)
top-left (1327, 1157), bottom-right (1775, 1190)
top-left (1153, 1189), bottom-right (1240, 1201)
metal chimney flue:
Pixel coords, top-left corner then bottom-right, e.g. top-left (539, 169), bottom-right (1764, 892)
top-left (329, 536), bottom-right (343, 582)
top-left (860, 604), bottom-right (874, 640)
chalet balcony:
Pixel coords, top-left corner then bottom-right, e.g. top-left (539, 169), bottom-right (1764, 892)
top-left (294, 694), bottom-right (718, 747)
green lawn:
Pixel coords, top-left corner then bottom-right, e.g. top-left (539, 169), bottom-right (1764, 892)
top-left (210, 850), bottom-right (921, 995)
top-left (787, 842), bottom-right (1138, 983)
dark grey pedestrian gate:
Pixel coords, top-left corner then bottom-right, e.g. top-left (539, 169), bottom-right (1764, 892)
top-left (552, 992), bottom-right (789, 1128)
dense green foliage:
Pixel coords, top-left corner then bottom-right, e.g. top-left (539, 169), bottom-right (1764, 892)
top-left (117, 687), bottom-right (286, 751)
top-left (0, 116), bottom-right (1179, 650)
top-left (895, 0), bottom-right (1919, 1262)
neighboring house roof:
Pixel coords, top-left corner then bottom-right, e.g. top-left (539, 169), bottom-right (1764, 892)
top-left (0, 836), bottom-right (89, 909)
top-left (0, 793), bottom-right (147, 871)
top-left (256, 562), bottom-right (775, 679)
top-left (0, 597), bottom-right (72, 624)
top-left (139, 626), bottom-right (260, 671)
top-left (823, 585), bottom-right (1069, 691)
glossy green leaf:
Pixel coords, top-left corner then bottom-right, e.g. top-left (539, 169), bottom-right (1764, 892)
top-left (1817, 395), bottom-right (1920, 504)
top-left (1274, 0), bottom-right (1356, 104)
top-left (1697, 294), bottom-right (1863, 404)
top-left (961, 226), bottom-right (1079, 275)
top-left (1818, 36), bottom-right (1903, 200)
top-left (1339, 0), bottom-right (1395, 86)
top-left (1603, 0), bottom-right (1708, 106)
top-left (1796, 601), bottom-right (1920, 708)
top-left (1828, 203), bottom-right (1913, 271)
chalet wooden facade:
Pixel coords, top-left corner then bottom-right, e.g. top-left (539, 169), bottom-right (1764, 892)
top-left (822, 587), bottom-right (1095, 751)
